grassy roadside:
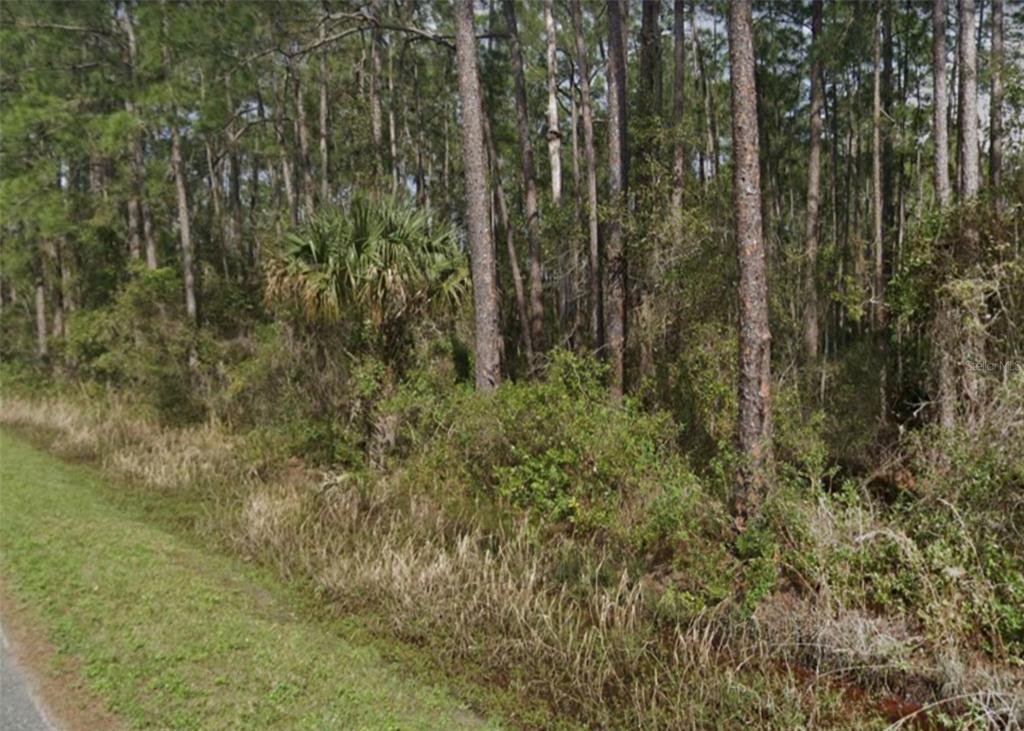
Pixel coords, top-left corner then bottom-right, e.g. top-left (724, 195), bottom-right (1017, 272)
top-left (0, 429), bottom-right (501, 731)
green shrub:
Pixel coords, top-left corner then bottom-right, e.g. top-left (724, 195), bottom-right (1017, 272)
top-left (63, 267), bottom-right (206, 424)
top-left (382, 349), bottom-right (726, 555)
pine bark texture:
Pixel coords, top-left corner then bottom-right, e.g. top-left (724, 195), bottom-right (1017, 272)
top-left (544, 0), bottom-right (562, 206)
top-left (571, 0), bottom-right (602, 350)
top-left (35, 268), bottom-right (48, 359)
top-left (873, 3), bottom-right (885, 328)
top-left (120, 2), bottom-right (157, 269)
top-left (989, 0), bottom-right (1003, 197)
top-left (958, 0), bottom-right (979, 202)
top-left (319, 20), bottom-right (329, 205)
top-left (693, 7), bottom-right (719, 179)
top-left (163, 4), bottom-right (198, 327)
top-left (671, 0), bottom-right (686, 217)
top-left (729, 0), bottom-right (773, 528)
top-left (290, 57), bottom-right (315, 215)
top-left (504, 0), bottom-right (545, 359)
top-left (606, 0), bottom-right (628, 400)
top-left (493, 152), bottom-right (533, 364)
top-left (50, 239), bottom-right (66, 339)
top-left (170, 123), bottom-right (198, 326)
top-left (933, 0), bottom-right (951, 206)
top-left (454, 0), bottom-right (501, 391)
top-left (370, 0), bottom-right (385, 179)
top-left (803, 0), bottom-right (823, 366)
top-left (639, 0), bottom-right (662, 117)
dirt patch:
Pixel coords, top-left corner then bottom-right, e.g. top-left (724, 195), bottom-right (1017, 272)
top-left (0, 584), bottom-right (124, 731)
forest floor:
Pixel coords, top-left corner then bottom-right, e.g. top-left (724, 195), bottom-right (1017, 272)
top-left (0, 430), bottom-right (501, 731)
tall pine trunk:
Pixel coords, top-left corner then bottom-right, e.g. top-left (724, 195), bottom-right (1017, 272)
top-left (205, 138), bottom-right (231, 280)
top-left (989, 0), bottom-right (1003, 202)
top-left (606, 0), bottom-right (628, 400)
top-left (369, 0), bottom-right (385, 181)
top-left (729, 0), bottom-right (773, 530)
top-left (872, 3), bottom-right (885, 328)
top-left (50, 238), bottom-right (66, 339)
top-left (319, 20), bottom-right (330, 205)
top-left (671, 0), bottom-right (686, 218)
top-left (544, 0), bottom-right (562, 206)
top-left (274, 74), bottom-right (299, 227)
top-left (693, 6), bottom-right (719, 180)
top-left (488, 118), bottom-right (533, 364)
top-left (454, 0), bottom-right (501, 391)
top-left (170, 124), bottom-right (198, 327)
top-left (803, 0), bottom-right (823, 367)
top-left (290, 55), bottom-right (315, 215)
top-left (387, 37), bottom-right (399, 194)
top-left (120, 2), bottom-right (157, 269)
top-left (163, 5), bottom-right (198, 330)
top-left (571, 0), bottom-right (602, 351)
top-left (639, 0), bottom-right (662, 118)
top-left (933, 0), bottom-right (951, 206)
top-left (504, 0), bottom-right (545, 360)
top-left (958, 0), bottom-right (979, 202)
top-left (34, 251), bottom-right (48, 360)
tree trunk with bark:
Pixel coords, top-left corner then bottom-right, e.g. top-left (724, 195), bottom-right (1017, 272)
top-left (571, 0), bottom-right (602, 351)
top-left (454, 0), bottom-right (501, 391)
top-left (162, 5), bottom-right (198, 330)
top-left (933, 0), bottom-right (951, 206)
top-left (872, 3), bottom-right (885, 329)
top-left (544, 0), bottom-right (562, 206)
top-left (671, 0), bottom-right (686, 218)
top-left (290, 55), bottom-right (315, 215)
top-left (370, 0), bottom-right (385, 180)
top-left (34, 256), bottom-right (48, 360)
top-left (933, 0), bottom-right (956, 429)
top-left (729, 0), bottom-right (773, 530)
top-left (119, 1), bottom-right (157, 269)
top-left (569, 76), bottom-right (584, 343)
top-left (640, 0), bottom-right (662, 119)
top-left (203, 138), bottom-right (229, 278)
top-left (989, 0), bottom-right (1003, 201)
top-left (504, 0), bottom-right (545, 361)
top-left (50, 238), bottom-right (66, 339)
top-left (273, 73), bottom-right (299, 227)
top-left (606, 0), bottom-right (628, 400)
top-left (227, 110), bottom-right (244, 277)
top-left (693, 5), bottom-right (719, 180)
top-left (387, 37), bottom-right (399, 194)
top-left (488, 119), bottom-right (533, 364)
top-left (170, 123), bottom-right (198, 327)
top-left (958, 0), bottom-right (979, 203)
top-left (119, 1), bottom-right (141, 264)
top-left (319, 19), bottom-right (330, 205)
top-left (803, 0), bottom-right (823, 367)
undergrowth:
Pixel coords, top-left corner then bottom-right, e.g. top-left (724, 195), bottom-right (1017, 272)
top-left (3, 347), bottom-right (1022, 728)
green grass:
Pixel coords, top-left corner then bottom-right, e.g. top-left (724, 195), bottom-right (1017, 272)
top-left (0, 429), bottom-right (501, 730)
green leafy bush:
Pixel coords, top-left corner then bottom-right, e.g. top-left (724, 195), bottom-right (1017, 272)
top-left (381, 350), bottom-right (725, 554)
top-left (64, 266), bottom-right (206, 424)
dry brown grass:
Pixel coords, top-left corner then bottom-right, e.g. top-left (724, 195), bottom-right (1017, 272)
top-left (0, 395), bottom-right (246, 490)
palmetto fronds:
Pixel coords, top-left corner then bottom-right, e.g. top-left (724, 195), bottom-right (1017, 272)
top-left (265, 197), bottom-right (468, 335)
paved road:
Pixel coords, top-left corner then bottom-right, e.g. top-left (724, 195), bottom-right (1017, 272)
top-left (0, 623), bottom-right (58, 731)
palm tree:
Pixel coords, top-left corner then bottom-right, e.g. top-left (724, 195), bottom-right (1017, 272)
top-left (265, 196), bottom-right (468, 368)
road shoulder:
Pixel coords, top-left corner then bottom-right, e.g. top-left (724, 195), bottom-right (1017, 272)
top-left (1, 586), bottom-right (123, 731)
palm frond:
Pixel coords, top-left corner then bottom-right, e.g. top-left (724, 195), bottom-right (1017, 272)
top-left (264, 195), bottom-right (468, 337)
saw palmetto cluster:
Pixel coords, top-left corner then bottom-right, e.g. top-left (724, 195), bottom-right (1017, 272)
top-left (266, 197), bottom-right (468, 360)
